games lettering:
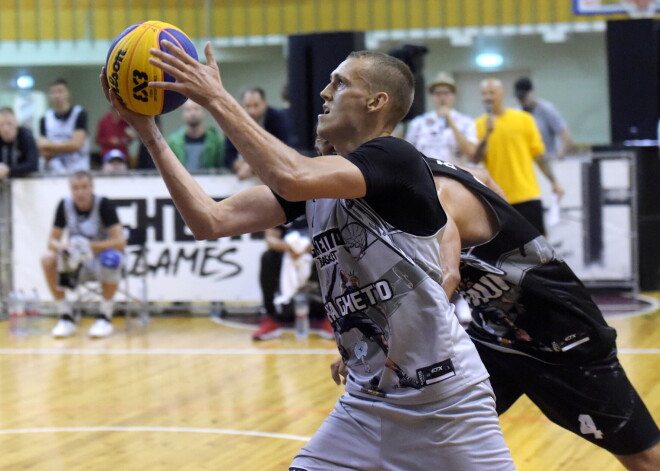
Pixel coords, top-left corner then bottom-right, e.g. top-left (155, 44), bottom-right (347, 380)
top-left (115, 197), bottom-right (263, 281)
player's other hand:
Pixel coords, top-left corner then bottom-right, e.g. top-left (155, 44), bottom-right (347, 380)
top-left (330, 357), bottom-right (348, 385)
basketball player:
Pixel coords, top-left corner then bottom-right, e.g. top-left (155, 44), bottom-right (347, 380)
top-left (331, 158), bottom-right (660, 471)
top-left (101, 43), bottom-right (516, 470)
top-left (42, 171), bottom-right (126, 338)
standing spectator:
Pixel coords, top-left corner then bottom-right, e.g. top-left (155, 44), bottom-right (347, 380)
top-left (514, 77), bottom-right (572, 161)
top-left (252, 218), bottom-right (333, 341)
top-left (37, 78), bottom-right (90, 174)
top-left (167, 100), bottom-right (224, 171)
top-left (0, 107), bottom-right (38, 178)
top-left (472, 78), bottom-right (563, 235)
top-left (405, 72), bottom-right (477, 164)
top-left (224, 87), bottom-right (290, 179)
top-left (41, 171), bottom-right (126, 338)
top-left (96, 107), bottom-right (133, 158)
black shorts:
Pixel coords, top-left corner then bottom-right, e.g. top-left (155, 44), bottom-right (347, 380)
top-left (474, 341), bottom-right (660, 455)
top-left (512, 199), bottom-right (545, 236)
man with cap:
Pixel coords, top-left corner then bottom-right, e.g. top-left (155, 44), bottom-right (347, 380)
top-left (405, 72), bottom-right (477, 165)
top-left (514, 77), bottom-right (572, 162)
top-left (101, 148), bottom-right (128, 173)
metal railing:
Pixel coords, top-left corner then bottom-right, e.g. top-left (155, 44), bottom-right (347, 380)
top-left (0, 179), bottom-right (12, 317)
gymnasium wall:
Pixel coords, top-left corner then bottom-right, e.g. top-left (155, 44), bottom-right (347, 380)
top-left (0, 0), bottom-right (621, 43)
top-left (0, 31), bottom-right (608, 151)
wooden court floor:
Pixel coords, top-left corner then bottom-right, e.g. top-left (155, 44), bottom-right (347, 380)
top-left (0, 295), bottom-right (658, 471)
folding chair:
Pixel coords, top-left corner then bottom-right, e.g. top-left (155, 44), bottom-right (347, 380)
top-left (72, 226), bottom-right (150, 330)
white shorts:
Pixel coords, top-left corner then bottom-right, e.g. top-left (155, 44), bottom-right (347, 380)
top-left (78, 252), bottom-right (125, 285)
top-left (290, 380), bottom-right (516, 471)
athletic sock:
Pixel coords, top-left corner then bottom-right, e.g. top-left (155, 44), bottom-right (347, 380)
top-left (56, 299), bottom-right (72, 317)
top-left (100, 299), bottom-right (114, 320)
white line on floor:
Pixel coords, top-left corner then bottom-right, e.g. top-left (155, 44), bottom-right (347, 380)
top-left (0, 426), bottom-right (310, 441)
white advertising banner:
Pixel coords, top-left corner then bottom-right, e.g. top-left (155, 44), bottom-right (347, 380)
top-left (11, 174), bottom-right (266, 303)
top-left (539, 158), bottom-right (632, 283)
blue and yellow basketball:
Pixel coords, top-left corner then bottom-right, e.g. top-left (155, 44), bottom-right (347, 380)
top-left (105, 21), bottom-right (198, 116)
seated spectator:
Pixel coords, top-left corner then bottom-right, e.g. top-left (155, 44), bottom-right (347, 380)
top-left (41, 170), bottom-right (126, 338)
top-left (96, 107), bottom-right (133, 158)
top-left (0, 107), bottom-right (38, 178)
top-left (167, 100), bottom-right (224, 171)
top-left (101, 148), bottom-right (129, 173)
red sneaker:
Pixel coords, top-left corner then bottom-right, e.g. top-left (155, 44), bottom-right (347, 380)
top-left (311, 317), bottom-right (334, 340)
top-left (252, 316), bottom-right (283, 341)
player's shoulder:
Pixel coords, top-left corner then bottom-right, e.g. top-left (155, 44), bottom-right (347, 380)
top-left (364, 136), bottom-right (419, 152)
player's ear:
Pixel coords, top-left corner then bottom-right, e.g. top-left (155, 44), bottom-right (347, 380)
top-left (367, 92), bottom-right (389, 111)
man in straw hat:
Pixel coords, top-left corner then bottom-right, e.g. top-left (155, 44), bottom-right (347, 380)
top-left (405, 71), bottom-right (477, 165)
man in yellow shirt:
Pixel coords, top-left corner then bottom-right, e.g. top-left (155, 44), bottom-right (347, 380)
top-left (472, 78), bottom-right (563, 235)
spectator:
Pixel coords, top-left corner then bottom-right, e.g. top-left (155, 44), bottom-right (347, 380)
top-left (101, 148), bottom-right (129, 173)
top-left (473, 78), bottom-right (563, 235)
top-left (514, 77), bottom-right (572, 161)
top-left (167, 100), bottom-right (225, 171)
top-left (96, 107), bottom-right (133, 158)
top-left (37, 78), bottom-right (90, 174)
top-left (224, 87), bottom-right (290, 179)
top-left (41, 170), bottom-right (126, 338)
top-left (405, 72), bottom-right (477, 164)
top-left (252, 218), bottom-right (333, 341)
top-left (0, 107), bottom-right (39, 178)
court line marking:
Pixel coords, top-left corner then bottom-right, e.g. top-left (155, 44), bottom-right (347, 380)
top-left (617, 348), bottom-right (660, 354)
top-left (0, 426), bottom-right (310, 441)
top-left (599, 293), bottom-right (660, 320)
top-left (0, 347), bottom-right (657, 355)
top-left (0, 348), bottom-right (338, 355)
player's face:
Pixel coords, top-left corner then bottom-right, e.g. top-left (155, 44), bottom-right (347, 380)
top-left (242, 92), bottom-right (267, 122)
top-left (430, 85), bottom-right (455, 109)
top-left (317, 58), bottom-right (372, 145)
top-left (48, 84), bottom-right (70, 109)
top-left (0, 113), bottom-right (17, 142)
top-left (70, 176), bottom-right (93, 210)
top-left (182, 100), bottom-right (205, 127)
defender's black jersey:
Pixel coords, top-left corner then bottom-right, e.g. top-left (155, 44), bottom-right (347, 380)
top-left (426, 158), bottom-right (617, 364)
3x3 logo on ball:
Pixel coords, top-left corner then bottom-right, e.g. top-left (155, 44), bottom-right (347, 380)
top-left (132, 69), bottom-right (150, 103)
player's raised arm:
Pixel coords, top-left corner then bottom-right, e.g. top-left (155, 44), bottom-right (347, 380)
top-left (100, 70), bottom-right (286, 239)
top-left (147, 41), bottom-right (372, 202)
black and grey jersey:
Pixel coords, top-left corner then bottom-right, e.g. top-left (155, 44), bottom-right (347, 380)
top-left (276, 137), bottom-right (489, 404)
top-left (426, 158), bottom-right (617, 364)
top-left (63, 195), bottom-right (109, 241)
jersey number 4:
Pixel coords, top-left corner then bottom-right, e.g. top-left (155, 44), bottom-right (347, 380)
top-left (578, 414), bottom-right (604, 439)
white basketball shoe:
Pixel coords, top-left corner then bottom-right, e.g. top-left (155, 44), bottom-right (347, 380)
top-left (51, 317), bottom-right (77, 338)
top-left (89, 316), bottom-right (114, 338)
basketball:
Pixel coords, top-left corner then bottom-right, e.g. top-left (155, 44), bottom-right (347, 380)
top-left (105, 21), bottom-right (198, 116)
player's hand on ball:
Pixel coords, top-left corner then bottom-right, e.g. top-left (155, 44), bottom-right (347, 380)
top-left (99, 68), bottom-right (157, 136)
top-left (148, 41), bottom-right (223, 107)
